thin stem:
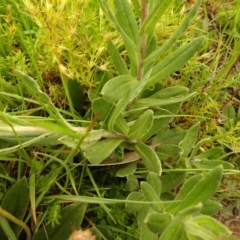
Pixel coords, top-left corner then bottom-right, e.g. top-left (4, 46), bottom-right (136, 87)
top-left (0, 207), bottom-right (31, 240)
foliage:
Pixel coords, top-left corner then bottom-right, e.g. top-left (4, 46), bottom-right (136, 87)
top-left (0, 0), bottom-right (240, 239)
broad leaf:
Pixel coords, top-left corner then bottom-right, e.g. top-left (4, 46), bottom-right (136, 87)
top-left (147, 172), bottom-right (161, 196)
top-left (128, 110), bottom-right (154, 141)
top-left (125, 192), bottom-right (145, 213)
top-left (116, 162), bottom-right (137, 177)
top-left (134, 142), bottom-right (162, 176)
top-left (83, 138), bottom-right (124, 164)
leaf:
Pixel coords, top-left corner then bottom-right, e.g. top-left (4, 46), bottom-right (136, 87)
top-left (192, 215), bottom-right (231, 235)
top-left (32, 202), bottom-right (87, 240)
top-left (128, 110), bottom-right (154, 141)
top-left (102, 75), bottom-right (139, 103)
top-left (149, 86), bottom-right (189, 99)
top-left (201, 200), bottom-right (222, 216)
top-left (0, 177), bottom-right (29, 238)
top-left (196, 147), bottom-right (223, 159)
top-left (140, 0), bottom-right (173, 35)
top-left (192, 159), bottom-right (234, 169)
top-left (160, 172), bottom-right (186, 193)
top-left (145, 212), bottom-right (172, 233)
top-left (134, 142), bottom-right (162, 176)
top-left (126, 174), bottom-right (139, 191)
top-left (132, 92), bottom-right (196, 108)
top-left (140, 222), bottom-right (158, 240)
top-left (140, 182), bottom-right (163, 212)
top-left (179, 122), bottom-right (200, 158)
top-left (67, 79), bottom-right (83, 115)
top-left (144, 0), bottom-right (201, 66)
top-left (147, 172), bottom-right (161, 196)
top-left (125, 192), bottom-right (145, 213)
top-left (113, 0), bottom-right (140, 46)
top-left (144, 37), bottom-right (204, 89)
top-left (159, 215), bottom-right (185, 240)
top-left (83, 138), bottom-right (124, 164)
top-left (116, 162), bottom-right (137, 177)
top-left (107, 40), bottom-right (129, 75)
top-left (172, 166), bottom-right (223, 214)
top-left (92, 98), bottom-right (113, 123)
top-left (155, 144), bottom-right (182, 163)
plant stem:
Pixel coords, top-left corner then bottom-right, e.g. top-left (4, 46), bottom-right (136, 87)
top-left (137, 0), bottom-right (148, 80)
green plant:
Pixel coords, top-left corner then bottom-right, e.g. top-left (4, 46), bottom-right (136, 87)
top-left (0, 0), bottom-right (239, 239)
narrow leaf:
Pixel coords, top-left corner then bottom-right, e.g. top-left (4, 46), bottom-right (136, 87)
top-left (173, 166), bottom-right (223, 214)
top-left (141, 182), bottom-right (163, 212)
top-left (145, 37), bottom-right (204, 89)
top-left (144, 0), bottom-right (202, 65)
top-left (107, 41), bottom-right (129, 75)
top-left (179, 122), bottom-right (200, 158)
top-left (147, 172), bottom-right (161, 196)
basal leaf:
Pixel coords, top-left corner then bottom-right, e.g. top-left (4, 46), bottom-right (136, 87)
top-left (125, 192), bottom-right (145, 213)
top-left (116, 162), bottom-right (137, 177)
top-left (83, 138), bottom-right (124, 164)
top-left (134, 142), bottom-right (162, 176)
top-left (147, 172), bottom-right (161, 196)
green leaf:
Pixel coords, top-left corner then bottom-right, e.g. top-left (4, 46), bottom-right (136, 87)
top-left (126, 174), bottom-right (139, 191)
top-left (0, 177), bottom-right (29, 238)
top-left (156, 144), bottom-right (182, 163)
top-left (67, 79), bottom-right (83, 115)
top-left (92, 98), bottom-right (113, 123)
top-left (192, 215), bottom-right (231, 235)
top-left (144, 37), bottom-right (204, 89)
top-left (160, 172), bottom-right (186, 193)
top-left (149, 86), bottom-right (189, 99)
top-left (113, 0), bottom-right (140, 46)
top-left (196, 147), bottom-right (223, 159)
top-left (125, 192), bottom-right (145, 213)
top-left (159, 215), bottom-right (185, 240)
top-left (172, 166), bottom-right (223, 214)
top-left (165, 174), bottom-right (204, 212)
top-left (147, 172), bottom-right (161, 196)
top-left (192, 159), bottom-right (234, 169)
top-left (140, 182), bottom-right (163, 212)
top-left (107, 40), bottom-right (129, 75)
top-left (145, 212), bottom-right (172, 233)
top-left (201, 200), bottom-right (222, 216)
top-left (134, 142), bottom-right (162, 176)
top-left (179, 122), bottom-right (200, 158)
top-left (140, 0), bottom-right (173, 35)
top-left (102, 75), bottom-right (139, 103)
top-left (140, 222), bottom-right (158, 240)
top-left (83, 138), bottom-right (124, 164)
top-left (32, 202), bottom-right (87, 240)
top-left (128, 110), bottom-right (154, 141)
top-left (116, 162), bottom-right (137, 177)
top-left (144, 0), bottom-right (202, 66)
top-left (132, 92), bottom-right (196, 108)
